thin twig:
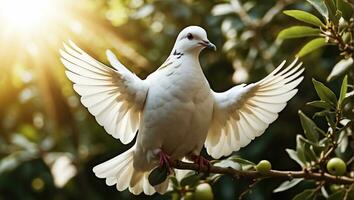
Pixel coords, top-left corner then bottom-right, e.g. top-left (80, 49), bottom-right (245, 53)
top-left (318, 110), bottom-right (341, 170)
top-left (313, 181), bottom-right (325, 199)
top-left (344, 184), bottom-right (354, 200)
top-left (346, 156), bottom-right (354, 166)
top-left (232, 0), bottom-right (254, 27)
top-left (259, 0), bottom-right (297, 27)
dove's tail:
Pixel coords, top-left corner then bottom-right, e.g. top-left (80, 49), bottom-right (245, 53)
top-left (92, 145), bottom-right (169, 195)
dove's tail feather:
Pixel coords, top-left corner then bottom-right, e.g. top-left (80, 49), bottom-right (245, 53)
top-left (92, 145), bottom-right (169, 195)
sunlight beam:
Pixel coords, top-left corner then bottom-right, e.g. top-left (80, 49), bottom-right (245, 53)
top-left (0, 0), bottom-right (53, 31)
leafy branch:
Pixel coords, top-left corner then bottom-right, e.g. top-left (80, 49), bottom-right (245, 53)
top-left (278, 0), bottom-right (354, 81)
top-left (169, 160), bottom-right (354, 185)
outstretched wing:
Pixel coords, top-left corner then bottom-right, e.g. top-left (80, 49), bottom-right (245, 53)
top-left (205, 59), bottom-right (304, 159)
top-left (60, 41), bottom-right (148, 144)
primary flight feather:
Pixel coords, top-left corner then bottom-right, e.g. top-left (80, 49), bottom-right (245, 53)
top-left (60, 26), bottom-right (303, 195)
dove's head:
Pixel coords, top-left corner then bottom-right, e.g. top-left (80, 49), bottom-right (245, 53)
top-left (172, 26), bottom-right (216, 55)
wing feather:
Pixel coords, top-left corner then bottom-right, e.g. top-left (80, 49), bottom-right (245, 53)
top-left (206, 59), bottom-right (303, 158)
top-left (60, 41), bottom-right (148, 144)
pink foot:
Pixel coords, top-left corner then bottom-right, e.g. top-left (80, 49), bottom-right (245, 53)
top-left (159, 151), bottom-right (171, 167)
top-left (154, 149), bottom-right (173, 174)
top-left (189, 154), bottom-right (211, 172)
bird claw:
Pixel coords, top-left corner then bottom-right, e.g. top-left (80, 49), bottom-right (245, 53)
top-left (156, 149), bottom-right (173, 174)
top-left (189, 154), bottom-right (211, 172)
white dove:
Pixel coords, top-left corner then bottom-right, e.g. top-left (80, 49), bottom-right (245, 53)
top-left (60, 26), bottom-right (303, 195)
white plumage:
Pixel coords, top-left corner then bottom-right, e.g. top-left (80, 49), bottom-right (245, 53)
top-left (60, 26), bottom-right (303, 195)
top-left (205, 59), bottom-right (303, 159)
top-left (60, 42), bottom-right (147, 144)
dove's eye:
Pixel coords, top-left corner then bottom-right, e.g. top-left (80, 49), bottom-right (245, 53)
top-left (187, 33), bottom-right (193, 40)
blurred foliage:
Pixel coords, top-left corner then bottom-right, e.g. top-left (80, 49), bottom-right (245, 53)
top-left (0, 0), bottom-right (353, 200)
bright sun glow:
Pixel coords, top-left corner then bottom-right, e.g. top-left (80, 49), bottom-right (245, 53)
top-left (0, 0), bottom-right (53, 31)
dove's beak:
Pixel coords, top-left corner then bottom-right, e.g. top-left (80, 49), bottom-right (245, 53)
top-left (200, 40), bottom-right (216, 51)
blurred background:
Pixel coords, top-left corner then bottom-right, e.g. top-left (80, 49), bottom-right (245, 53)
top-left (0, 0), bottom-right (345, 199)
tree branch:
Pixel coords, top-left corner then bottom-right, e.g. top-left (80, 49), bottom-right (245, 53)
top-left (170, 160), bottom-right (354, 185)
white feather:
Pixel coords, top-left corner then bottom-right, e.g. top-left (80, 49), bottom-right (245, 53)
top-left (206, 59), bottom-right (304, 158)
top-left (60, 42), bottom-right (148, 144)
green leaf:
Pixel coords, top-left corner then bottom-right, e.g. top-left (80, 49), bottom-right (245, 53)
top-left (296, 135), bottom-right (307, 163)
top-left (298, 134), bottom-right (325, 147)
top-left (273, 178), bottom-right (304, 193)
top-left (342, 32), bottom-right (351, 43)
top-left (324, 111), bottom-right (336, 127)
top-left (338, 130), bottom-right (348, 153)
top-left (338, 75), bottom-right (348, 108)
top-left (307, 0), bottom-right (329, 18)
top-left (307, 100), bottom-right (332, 109)
top-left (170, 176), bottom-right (179, 188)
top-left (327, 189), bottom-right (345, 200)
top-left (278, 26), bottom-right (321, 40)
top-left (313, 110), bottom-right (332, 118)
top-left (334, 10), bottom-right (342, 23)
top-left (180, 172), bottom-right (200, 187)
top-left (324, 0), bottom-right (338, 22)
top-left (297, 38), bottom-right (327, 57)
top-left (321, 186), bottom-right (329, 198)
top-left (292, 189), bottom-right (316, 200)
top-left (309, 145), bottom-right (321, 159)
top-left (209, 173), bottom-right (223, 184)
top-left (312, 79), bottom-right (337, 107)
top-left (338, 119), bottom-right (351, 132)
top-left (315, 126), bottom-right (327, 137)
top-left (337, 0), bottom-right (353, 21)
top-left (214, 159), bottom-right (241, 170)
top-left (148, 166), bottom-right (169, 186)
top-left (286, 149), bottom-right (304, 166)
top-left (228, 156), bottom-right (255, 166)
top-left (342, 91), bottom-right (354, 106)
top-left (327, 58), bottom-right (353, 81)
top-left (304, 143), bottom-right (317, 161)
top-left (284, 10), bottom-right (324, 27)
top-left (298, 111), bottom-right (319, 142)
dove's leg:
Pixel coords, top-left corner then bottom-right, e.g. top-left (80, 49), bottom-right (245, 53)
top-left (153, 149), bottom-right (173, 173)
top-left (188, 154), bottom-right (211, 172)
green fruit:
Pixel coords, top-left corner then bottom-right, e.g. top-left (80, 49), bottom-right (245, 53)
top-left (183, 192), bottom-right (194, 200)
top-left (329, 184), bottom-right (342, 192)
top-left (194, 183), bottom-right (213, 200)
top-left (256, 160), bottom-right (272, 174)
top-left (327, 157), bottom-right (346, 176)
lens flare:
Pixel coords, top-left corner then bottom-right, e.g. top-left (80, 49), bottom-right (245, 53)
top-left (0, 0), bottom-right (52, 31)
